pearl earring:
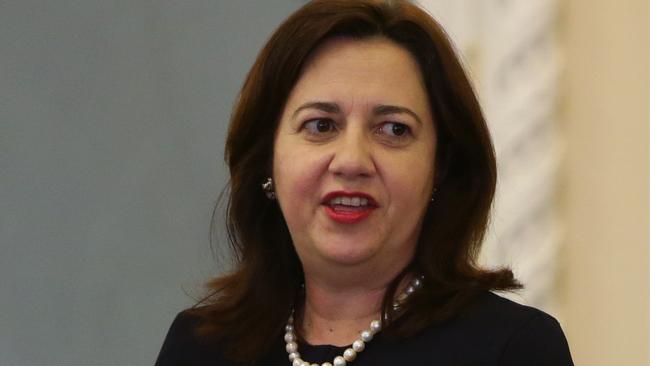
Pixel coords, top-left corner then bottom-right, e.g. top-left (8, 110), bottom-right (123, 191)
top-left (430, 187), bottom-right (438, 202)
top-left (262, 177), bottom-right (276, 200)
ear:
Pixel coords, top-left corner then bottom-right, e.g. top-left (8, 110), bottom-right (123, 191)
top-left (434, 142), bottom-right (452, 188)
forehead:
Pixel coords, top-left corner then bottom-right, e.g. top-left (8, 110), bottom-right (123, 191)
top-left (304, 36), bottom-right (416, 68)
top-left (286, 37), bottom-right (429, 110)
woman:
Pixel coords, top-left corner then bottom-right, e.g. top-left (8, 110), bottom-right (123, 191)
top-left (156, 1), bottom-right (573, 365)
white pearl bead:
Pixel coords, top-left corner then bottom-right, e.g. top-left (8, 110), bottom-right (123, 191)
top-left (288, 352), bottom-right (300, 361)
top-left (361, 330), bottom-right (373, 342)
top-left (352, 339), bottom-right (365, 352)
top-left (283, 277), bottom-right (424, 366)
top-left (370, 320), bottom-right (381, 333)
top-left (343, 348), bottom-right (356, 361)
top-left (286, 341), bottom-right (298, 353)
top-left (285, 332), bottom-right (296, 342)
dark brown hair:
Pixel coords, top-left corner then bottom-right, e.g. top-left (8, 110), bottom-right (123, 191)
top-left (191, 0), bottom-right (520, 363)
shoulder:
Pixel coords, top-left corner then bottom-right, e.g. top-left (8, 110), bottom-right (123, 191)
top-left (405, 291), bottom-right (573, 365)
top-left (459, 291), bottom-right (558, 330)
top-left (443, 291), bottom-right (573, 365)
top-left (154, 310), bottom-right (230, 366)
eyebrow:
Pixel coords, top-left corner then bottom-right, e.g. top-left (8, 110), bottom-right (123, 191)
top-left (292, 101), bottom-right (340, 119)
top-left (292, 101), bottom-right (422, 125)
top-left (373, 104), bottom-right (422, 126)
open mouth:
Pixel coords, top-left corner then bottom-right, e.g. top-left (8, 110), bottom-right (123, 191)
top-left (322, 192), bottom-right (377, 223)
top-left (327, 196), bottom-right (372, 209)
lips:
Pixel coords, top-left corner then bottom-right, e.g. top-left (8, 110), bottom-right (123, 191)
top-left (321, 191), bottom-right (377, 224)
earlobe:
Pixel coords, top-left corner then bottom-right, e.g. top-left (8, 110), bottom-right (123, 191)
top-left (262, 177), bottom-right (276, 200)
top-left (430, 187), bottom-right (438, 203)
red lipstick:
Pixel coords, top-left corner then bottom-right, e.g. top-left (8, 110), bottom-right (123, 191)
top-left (321, 191), bottom-right (377, 224)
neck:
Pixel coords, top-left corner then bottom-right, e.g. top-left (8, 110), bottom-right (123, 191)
top-left (300, 278), bottom-right (384, 346)
top-left (298, 269), bottom-right (413, 346)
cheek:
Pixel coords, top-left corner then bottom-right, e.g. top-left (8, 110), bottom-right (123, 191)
top-left (382, 151), bottom-right (435, 201)
top-left (273, 144), bottom-right (332, 211)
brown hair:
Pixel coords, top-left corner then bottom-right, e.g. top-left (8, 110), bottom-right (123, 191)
top-left (191, 0), bottom-right (520, 363)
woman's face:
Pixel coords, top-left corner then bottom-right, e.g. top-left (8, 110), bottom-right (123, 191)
top-left (273, 37), bottom-right (436, 278)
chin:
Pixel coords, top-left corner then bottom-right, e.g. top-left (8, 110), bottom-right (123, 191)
top-left (317, 242), bottom-right (378, 266)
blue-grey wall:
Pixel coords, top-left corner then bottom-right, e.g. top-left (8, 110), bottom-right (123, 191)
top-left (0, 2), bottom-right (301, 365)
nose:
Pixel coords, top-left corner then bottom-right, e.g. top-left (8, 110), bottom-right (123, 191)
top-left (328, 127), bottom-right (376, 179)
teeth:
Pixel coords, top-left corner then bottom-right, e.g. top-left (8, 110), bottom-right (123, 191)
top-left (329, 196), bottom-right (370, 207)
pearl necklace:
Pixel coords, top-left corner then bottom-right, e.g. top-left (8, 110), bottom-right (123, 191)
top-left (284, 276), bottom-right (423, 366)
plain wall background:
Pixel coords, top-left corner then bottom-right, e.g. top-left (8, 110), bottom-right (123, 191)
top-left (1, 2), bottom-right (301, 365)
top-left (561, 0), bottom-right (649, 364)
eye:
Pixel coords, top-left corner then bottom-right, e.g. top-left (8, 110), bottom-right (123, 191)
top-left (302, 118), bottom-right (336, 134)
top-left (378, 122), bottom-right (411, 137)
